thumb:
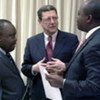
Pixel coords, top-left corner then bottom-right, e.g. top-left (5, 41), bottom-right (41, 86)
top-left (51, 57), bottom-right (57, 61)
top-left (41, 57), bottom-right (45, 62)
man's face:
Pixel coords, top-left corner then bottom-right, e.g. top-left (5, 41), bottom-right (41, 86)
top-left (0, 25), bottom-right (17, 52)
top-left (39, 10), bottom-right (58, 35)
top-left (77, 6), bottom-right (89, 32)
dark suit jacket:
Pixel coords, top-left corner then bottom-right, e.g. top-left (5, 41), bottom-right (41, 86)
top-left (63, 29), bottom-right (100, 100)
top-left (22, 30), bottom-right (79, 100)
top-left (0, 51), bottom-right (25, 100)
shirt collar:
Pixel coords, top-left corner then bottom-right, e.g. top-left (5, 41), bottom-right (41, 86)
top-left (44, 31), bottom-right (58, 42)
top-left (0, 48), bottom-right (6, 55)
top-left (86, 26), bottom-right (100, 39)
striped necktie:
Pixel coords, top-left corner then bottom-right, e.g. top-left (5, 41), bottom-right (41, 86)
top-left (75, 38), bottom-right (85, 52)
top-left (46, 36), bottom-right (53, 61)
top-left (6, 53), bottom-right (16, 65)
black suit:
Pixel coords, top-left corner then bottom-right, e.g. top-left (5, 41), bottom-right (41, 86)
top-left (0, 51), bottom-right (25, 100)
top-left (63, 29), bottom-right (100, 100)
top-left (22, 30), bottom-right (79, 100)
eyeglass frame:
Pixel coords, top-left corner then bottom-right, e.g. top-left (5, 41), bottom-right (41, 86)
top-left (41, 16), bottom-right (58, 23)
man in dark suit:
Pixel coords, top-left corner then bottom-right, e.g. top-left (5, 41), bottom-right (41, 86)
top-left (21, 5), bottom-right (79, 100)
top-left (0, 19), bottom-right (26, 100)
top-left (46, 0), bottom-right (100, 100)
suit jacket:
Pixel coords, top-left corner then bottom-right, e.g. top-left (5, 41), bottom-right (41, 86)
top-left (0, 51), bottom-right (25, 100)
top-left (63, 29), bottom-right (100, 100)
top-left (22, 30), bottom-right (79, 100)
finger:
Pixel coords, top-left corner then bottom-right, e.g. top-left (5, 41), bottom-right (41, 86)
top-left (46, 63), bottom-right (56, 68)
top-left (45, 73), bottom-right (51, 81)
top-left (46, 68), bottom-right (56, 74)
top-left (40, 57), bottom-right (45, 63)
top-left (41, 63), bottom-right (47, 67)
top-left (51, 57), bottom-right (57, 61)
top-left (47, 61), bottom-right (55, 65)
top-left (45, 74), bottom-right (53, 85)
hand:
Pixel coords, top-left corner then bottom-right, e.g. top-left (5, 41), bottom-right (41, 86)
top-left (46, 73), bottom-right (64, 88)
top-left (46, 58), bottom-right (66, 76)
top-left (32, 58), bottom-right (47, 72)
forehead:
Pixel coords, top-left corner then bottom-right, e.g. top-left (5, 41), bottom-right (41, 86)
top-left (78, 5), bottom-right (85, 15)
top-left (78, 1), bottom-right (88, 15)
top-left (2, 24), bottom-right (16, 36)
top-left (42, 10), bottom-right (57, 18)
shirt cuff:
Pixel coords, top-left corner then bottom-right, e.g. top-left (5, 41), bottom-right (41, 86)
top-left (31, 69), bottom-right (37, 76)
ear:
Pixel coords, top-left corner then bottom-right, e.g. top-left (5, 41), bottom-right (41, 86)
top-left (87, 15), bottom-right (93, 23)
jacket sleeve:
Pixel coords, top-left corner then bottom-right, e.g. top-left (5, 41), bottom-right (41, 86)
top-left (63, 44), bottom-right (100, 97)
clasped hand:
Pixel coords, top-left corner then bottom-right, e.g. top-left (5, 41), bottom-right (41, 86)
top-left (32, 57), bottom-right (65, 88)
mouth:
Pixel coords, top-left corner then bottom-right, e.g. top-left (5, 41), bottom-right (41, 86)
top-left (11, 42), bottom-right (16, 48)
top-left (49, 25), bottom-right (57, 29)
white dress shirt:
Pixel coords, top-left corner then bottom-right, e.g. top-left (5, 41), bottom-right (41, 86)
top-left (86, 26), bottom-right (100, 39)
top-left (44, 31), bottom-right (58, 50)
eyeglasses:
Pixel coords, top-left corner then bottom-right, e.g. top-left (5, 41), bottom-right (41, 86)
top-left (42, 16), bottom-right (58, 23)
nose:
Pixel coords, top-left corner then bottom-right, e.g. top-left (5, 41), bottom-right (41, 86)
top-left (50, 18), bottom-right (55, 23)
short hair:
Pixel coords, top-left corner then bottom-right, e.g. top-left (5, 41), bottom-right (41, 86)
top-left (83, 0), bottom-right (100, 21)
top-left (37, 5), bottom-right (57, 20)
top-left (0, 19), bottom-right (14, 35)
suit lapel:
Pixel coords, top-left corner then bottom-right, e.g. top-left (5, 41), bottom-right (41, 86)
top-left (67, 39), bottom-right (89, 67)
top-left (53, 31), bottom-right (66, 57)
top-left (35, 32), bottom-right (66, 60)
top-left (0, 51), bottom-right (20, 76)
top-left (67, 29), bottom-right (100, 70)
top-left (36, 33), bottom-right (47, 59)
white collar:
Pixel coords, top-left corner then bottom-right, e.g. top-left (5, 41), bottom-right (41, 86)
top-left (44, 31), bottom-right (58, 42)
top-left (86, 26), bottom-right (100, 39)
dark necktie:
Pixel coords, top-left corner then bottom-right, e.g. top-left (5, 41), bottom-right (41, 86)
top-left (46, 36), bottom-right (53, 61)
top-left (6, 53), bottom-right (16, 65)
top-left (6, 53), bottom-right (20, 75)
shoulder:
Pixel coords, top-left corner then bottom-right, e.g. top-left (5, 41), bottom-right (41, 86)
top-left (58, 30), bottom-right (78, 39)
top-left (27, 32), bottom-right (43, 42)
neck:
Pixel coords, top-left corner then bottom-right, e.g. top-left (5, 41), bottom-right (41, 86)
top-left (86, 23), bottom-right (100, 32)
